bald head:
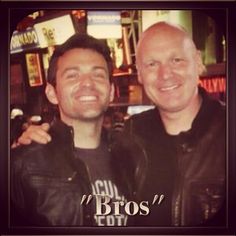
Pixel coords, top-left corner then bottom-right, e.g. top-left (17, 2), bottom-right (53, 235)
top-left (138, 22), bottom-right (194, 57)
top-left (136, 21), bottom-right (204, 75)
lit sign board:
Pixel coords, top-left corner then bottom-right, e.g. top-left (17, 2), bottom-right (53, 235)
top-left (34, 14), bottom-right (75, 48)
top-left (142, 10), bottom-right (192, 35)
top-left (87, 11), bottom-right (122, 39)
top-left (10, 28), bottom-right (40, 54)
top-left (25, 53), bottom-right (43, 87)
top-left (199, 77), bottom-right (226, 93)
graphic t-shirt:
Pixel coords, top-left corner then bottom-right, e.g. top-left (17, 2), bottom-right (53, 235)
top-left (73, 142), bottom-right (128, 226)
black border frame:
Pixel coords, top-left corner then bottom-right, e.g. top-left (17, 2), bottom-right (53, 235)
top-left (1, 1), bottom-right (236, 235)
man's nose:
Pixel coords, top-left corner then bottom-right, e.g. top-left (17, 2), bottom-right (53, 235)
top-left (158, 63), bottom-right (173, 80)
top-left (80, 73), bottom-right (94, 87)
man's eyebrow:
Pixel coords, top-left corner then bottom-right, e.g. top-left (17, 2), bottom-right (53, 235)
top-left (61, 67), bottom-right (79, 76)
top-left (92, 66), bottom-right (108, 72)
top-left (61, 65), bottom-right (108, 77)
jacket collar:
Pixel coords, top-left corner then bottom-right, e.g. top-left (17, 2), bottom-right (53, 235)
top-left (49, 118), bottom-right (111, 147)
top-left (191, 86), bottom-right (223, 136)
top-left (49, 119), bottom-right (74, 147)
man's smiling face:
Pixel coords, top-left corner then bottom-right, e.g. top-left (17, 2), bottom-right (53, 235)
top-left (46, 48), bottom-right (114, 124)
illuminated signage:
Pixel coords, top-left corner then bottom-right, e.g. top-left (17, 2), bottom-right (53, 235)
top-left (142, 10), bottom-right (192, 34)
top-left (199, 77), bottom-right (226, 93)
top-left (10, 28), bottom-right (40, 54)
top-left (87, 11), bottom-right (122, 39)
top-left (34, 14), bottom-right (75, 48)
top-left (25, 53), bottom-right (43, 87)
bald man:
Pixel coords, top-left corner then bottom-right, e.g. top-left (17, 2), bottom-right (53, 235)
top-left (15, 22), bottom-right (226, 227)
top-left (125, 22), bottom-right (226, 226)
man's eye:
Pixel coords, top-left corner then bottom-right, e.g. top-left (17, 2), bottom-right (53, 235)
top-left (93, 72), bottom-right (106, 79)
top-left (146, 61), bottom-right (158, 67)
top-left (172, 58), bottom-right (184, 63)
top-left (66, 72), bottom-right (78, 79)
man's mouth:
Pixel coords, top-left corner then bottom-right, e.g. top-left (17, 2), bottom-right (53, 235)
top-left (159, 84), bottom-right (180, 92)
top-left (78, 95), bottom-right (97, 102)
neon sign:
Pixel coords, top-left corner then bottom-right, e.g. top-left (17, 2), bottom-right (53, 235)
top-left (199, 77), bottom-right (226, 93)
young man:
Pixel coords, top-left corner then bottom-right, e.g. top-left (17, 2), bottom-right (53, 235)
top-left (10, 34), bottom-right (144, 226)
top-left (15, 22), bottom-right (226, 227)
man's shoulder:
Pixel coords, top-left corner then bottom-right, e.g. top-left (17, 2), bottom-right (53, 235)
top-left (124, 107), bottom-right (160, 137)
top-left (198, 96), bottom-right (226, 138)
top-left (200, 87), bottom-right (225, 117)
top-left (208, 98), bottom-right (226, 122)
top-left (11, 142), bottom-right (52, 169)
top-left (128, 107), bottom-right (158, 124)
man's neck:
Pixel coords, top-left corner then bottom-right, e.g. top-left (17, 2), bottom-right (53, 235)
top-left (160, 94), bottom-right (202, 135)
top-left (62, 117), bottom-right (103, 149)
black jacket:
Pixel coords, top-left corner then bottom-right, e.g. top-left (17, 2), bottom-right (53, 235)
top-left (10, 120), bottom-right (144, 226)
top-left (124, 87), bottom-right (226, 226)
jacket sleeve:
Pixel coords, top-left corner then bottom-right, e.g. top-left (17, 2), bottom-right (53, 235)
top-left (10, 148), bottom-right (29, 226)
top-left (117, 117), bottom-right (149, 199)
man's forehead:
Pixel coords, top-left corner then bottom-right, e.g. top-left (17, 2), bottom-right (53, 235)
top-left (58, 48), bottom-right (107, 65)
top-left (62, 47), bottom-right (104, 58)
top-left (139, 28), bottom-right (195, 53)
top-left (146, 27), bottom-right (187, 42)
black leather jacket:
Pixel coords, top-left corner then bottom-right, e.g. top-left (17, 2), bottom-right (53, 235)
top-left (10, 120), bottom-right (145, 226)
top-left (124, 87), bottom-right (226, 226)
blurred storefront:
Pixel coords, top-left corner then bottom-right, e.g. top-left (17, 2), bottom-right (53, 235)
top-left (10, 12), bottom-right (78, 117)
top-left (10, 9), bottom-right (226, 120)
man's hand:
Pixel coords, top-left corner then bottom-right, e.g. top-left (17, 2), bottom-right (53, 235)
top-left (12, 123), bottom-right (51, 148)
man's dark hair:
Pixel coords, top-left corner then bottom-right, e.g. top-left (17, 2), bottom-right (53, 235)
top-left (47, 33), bottom-right (113, 86)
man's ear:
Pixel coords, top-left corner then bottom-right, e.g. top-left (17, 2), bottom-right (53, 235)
top-left (109, 83), bottom-right (115, 103)
top-left (136, 63), bottom-right (143, 84)
top-left (196, 50), bottom-right (206, 76)
top-left (45, 83), bottom-right (58, 105)
top-left (137, 72), bottom-right (143, 84)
